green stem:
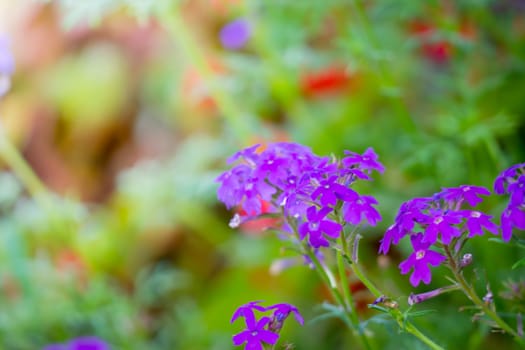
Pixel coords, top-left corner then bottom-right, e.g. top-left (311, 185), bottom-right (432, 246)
top-left (444, 246), bottom-right (525, 345)
top-left (306, 249), bottom-right (372, 350)
top-left (157, 8), bottom-right (254, 146)
top-left (305, 249), bottom-right (346, 314)
top-left (0, 126), bottom-right (48, 205)
top-left (350, 261), bottom-right (444, 350)
top-left (337, 236), bottom-right (373, 350)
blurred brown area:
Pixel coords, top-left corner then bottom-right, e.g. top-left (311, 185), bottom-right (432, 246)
top-left (2, 3), bottom-right (175, 202)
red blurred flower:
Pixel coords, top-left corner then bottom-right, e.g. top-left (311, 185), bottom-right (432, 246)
top-left (409, 20), bottom-right (452, 64)
top-left (238, 198), bottom-right (280, 236)
top-left (408, 19), bottom-right (476, 65)
top-left (300, 66), bottom-right (357, 97)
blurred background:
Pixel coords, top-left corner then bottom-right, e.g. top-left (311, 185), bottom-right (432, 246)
top-left (0, 0), bottom-right (524, 349)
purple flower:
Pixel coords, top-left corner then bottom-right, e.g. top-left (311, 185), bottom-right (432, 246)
top-left (232, 316), bottom-right (279, 350)
top-left (422, 209), bottom-right (462, 244)
top-left (408, 285), bottom-right (459, 305)
top-left (231, 301), bottom-right (268, 326)
top-left (342, 195), bottom-right (381, 226)
top-left (378, 198), bottom-right (432, 254)
top-left (298, 206), bottom-right (342, 248)
top-left (399, 233), bottom-right (447, 287)
top-left (216, 165), bottom-right (275, 215)
top-left (311, 175), bottom-right (358, 206)
top-left (508, 175), bottom-right (525, 206)
top-left (0, 34), bottom-right (14, 97)
top-left (266, 303), bottom-right (304, 332)
top-left (228, 144), bottom-right (261, 164)
top-left (342, 147), bottom-right (384, 174)
top-left (217, 142), bottom-right (385, 248)
top-left (220, 18), bottom-right (252, 50)
top-left (501, 206), bottom-right (525, 241)
top-left (494, 163), bottom-right (524, 195)
top-left (493, 163), bottom-right (525, 241)
top-left (42, 336), bottom-right (110, 350)
top-left (460, 210), bottom-right (499, 237)
top-left (440, 185), bottom-right (491, 207)
top-left (379, 224), bottom-right (405, 254)
top-left (231, 301), bottom-right (303, 349)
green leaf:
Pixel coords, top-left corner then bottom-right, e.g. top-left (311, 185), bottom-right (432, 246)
top-left (405, 309), bottom-right (437, 318)
top-left (310, 302), bottom-right (353, 329)
top-left (367, 304), bottom-right (390, 313)
top-left (512, 257), bottom-right (525, 269)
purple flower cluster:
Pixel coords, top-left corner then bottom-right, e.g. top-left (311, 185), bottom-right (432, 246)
top-left (380, 185), bottom-right (498, 286)
top-left (216, 143), bottom-right (383, 248)
top-left (42, 336), bottom-right (110, 350)
top-left (0, 34), bottom-right (14, 97)
top-left (494, 163), bottom-right (525, 241)
top-left (231, 301), bottom-right (303, 349)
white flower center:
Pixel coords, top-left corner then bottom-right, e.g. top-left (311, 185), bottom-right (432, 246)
top-left (415, 250), bottom-right (425, 260)
top-left (309, 222), bottom-right (319, 231)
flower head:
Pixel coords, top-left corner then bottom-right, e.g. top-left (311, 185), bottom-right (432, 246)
top-left (217, 143), bottom-right (383, 248)
top-left (381, 184), bottom-right (497, 255)
top-left (399, 233), bottom-right (447, 287)
top-left (298, 206), bottom-right (342, 248)
top-left (422, 209), bottom-right (462, 245)
top-left (232, 316), bottom-right (278, 350)
top-left (342, 194), bottom-right (381, 226)
top-left (460, 210), bottom-right (499, 237)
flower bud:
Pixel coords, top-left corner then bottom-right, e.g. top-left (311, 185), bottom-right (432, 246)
top-left (460, 253), bottom-right (473, 268)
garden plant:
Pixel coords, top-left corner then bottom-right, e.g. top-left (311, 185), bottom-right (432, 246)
top-left (0, 1), bottom-right (523, 349)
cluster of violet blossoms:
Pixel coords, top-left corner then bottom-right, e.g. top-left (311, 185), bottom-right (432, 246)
top-left (231, 301), bottom-right (303, 350)
top-left (216, 143), bottom-right (384, 249)
top-left (379, 185), bottom-right (499, 287)
top-left (494, 162), bottom-right (525, 241)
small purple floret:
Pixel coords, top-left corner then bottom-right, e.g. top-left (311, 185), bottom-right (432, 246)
top-left (399, 233), bottom-right (447, 286)
top-left (298, 206), bottom-right (342, 248)
top-left (42, 336), bottom-right (110, 350)
top-left (220, 18), bottom-right (252, 50)
top-left (231, 301), bottom-right (303, 349)
top-left (493, 163), bottom-right (525, 241)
